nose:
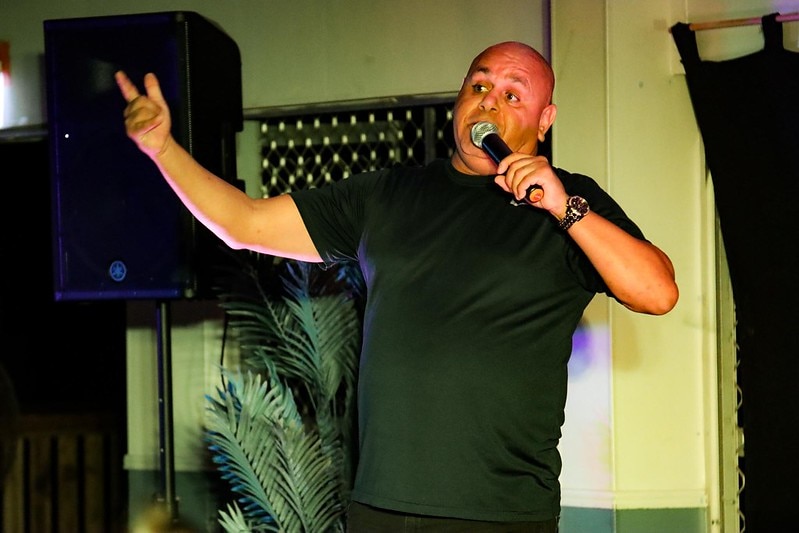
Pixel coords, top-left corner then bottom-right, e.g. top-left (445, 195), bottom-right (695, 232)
top-left (479, 90), bottom-right (499, 112)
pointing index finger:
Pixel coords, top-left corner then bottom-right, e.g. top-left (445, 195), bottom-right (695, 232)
top-left (115, 70), bottom-right (141, 103)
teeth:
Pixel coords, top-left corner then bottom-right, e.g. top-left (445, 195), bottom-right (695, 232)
top-left (470, 121), bottom-right (499, 147)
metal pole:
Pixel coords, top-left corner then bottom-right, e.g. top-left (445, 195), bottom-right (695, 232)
top-left (155, 299), bottom-right (178, 519)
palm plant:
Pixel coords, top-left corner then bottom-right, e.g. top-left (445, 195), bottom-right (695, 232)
top-left (205, 253), bottom-right (364, 532)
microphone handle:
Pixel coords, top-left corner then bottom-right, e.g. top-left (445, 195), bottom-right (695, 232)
top-left (481, 132), bottom-right (512, 163)
top-left (482, 133), bottom-right (544, 203)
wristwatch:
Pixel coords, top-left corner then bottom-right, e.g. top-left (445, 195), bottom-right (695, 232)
top-left (558, 196), bottom-right (590, 231)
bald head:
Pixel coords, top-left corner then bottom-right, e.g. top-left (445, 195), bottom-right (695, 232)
top-left (468, 41), bottom-right (555, 103)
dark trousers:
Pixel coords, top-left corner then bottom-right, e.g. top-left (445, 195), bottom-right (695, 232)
top-left (346, 501), bottom-right (559, 533)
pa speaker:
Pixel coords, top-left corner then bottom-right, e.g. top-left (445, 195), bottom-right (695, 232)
top-left (44, 11), bottom-right (243, 301)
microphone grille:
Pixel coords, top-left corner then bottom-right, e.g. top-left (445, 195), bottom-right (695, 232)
top-left (470, 121), bottom-right (499, 148)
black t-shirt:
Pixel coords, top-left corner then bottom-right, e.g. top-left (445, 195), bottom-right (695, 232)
top-left (290, 158), bottom-right (644, 521)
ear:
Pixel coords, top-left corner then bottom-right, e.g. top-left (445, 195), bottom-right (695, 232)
top-left (537, 103), bottom-right (557, 142)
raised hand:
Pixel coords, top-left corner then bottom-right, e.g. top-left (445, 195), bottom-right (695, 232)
top-left (115, 70), bottom-right (173, 158)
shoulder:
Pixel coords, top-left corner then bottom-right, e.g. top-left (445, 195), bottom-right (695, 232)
top-left (553, 167), bottom-right (602, 193)
top-left (554, 166), bottom-right (645, 239)
top-left (553, 166), bottom-right (615, 205)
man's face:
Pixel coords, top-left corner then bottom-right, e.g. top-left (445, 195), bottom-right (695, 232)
top-left (451, 43), bottom-right (556, 175)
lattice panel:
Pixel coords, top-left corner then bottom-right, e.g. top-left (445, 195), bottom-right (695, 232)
top-left (258, 102), bottom-right (454, 198)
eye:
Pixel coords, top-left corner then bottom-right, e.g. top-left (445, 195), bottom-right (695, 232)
top-left (505, 92), bottom-right (520, 103)
top-left (471, 83), bottom-right (489, 93)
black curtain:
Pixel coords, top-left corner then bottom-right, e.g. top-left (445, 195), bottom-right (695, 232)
top-left (672, 14), bottom-right (799, 532)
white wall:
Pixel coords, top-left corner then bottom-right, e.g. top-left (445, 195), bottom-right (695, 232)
top-left (552, 1), bottom-right (799, 529)
top-left (0, 0), bottom-right (548, 128)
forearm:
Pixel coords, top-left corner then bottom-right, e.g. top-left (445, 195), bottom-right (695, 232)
top-left (150, 136), bottom-right (253, 247)
top-left (567, 213), bottom-right (678, 315)
top-left (149, 137), bottom-right (322, 262)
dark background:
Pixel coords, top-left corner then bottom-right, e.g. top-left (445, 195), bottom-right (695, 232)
top-left (0, 137), bottom-right (127, 417)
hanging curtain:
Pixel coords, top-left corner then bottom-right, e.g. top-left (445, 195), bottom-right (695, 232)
top-left (671, 14), bottom-right (799, 531)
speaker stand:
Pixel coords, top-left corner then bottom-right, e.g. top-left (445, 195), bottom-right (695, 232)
top-left (156, 300), bottom-right (179, 519)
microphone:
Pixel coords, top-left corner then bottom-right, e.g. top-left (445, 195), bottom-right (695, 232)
top-left (470, 121), bottom-right (544, 203)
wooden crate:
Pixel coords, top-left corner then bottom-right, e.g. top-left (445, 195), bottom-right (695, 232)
top-left (1, 413), bottom-right (124, 532)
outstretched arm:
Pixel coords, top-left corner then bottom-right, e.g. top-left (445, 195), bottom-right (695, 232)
top-left (115, 71), bottom-right (321, 262)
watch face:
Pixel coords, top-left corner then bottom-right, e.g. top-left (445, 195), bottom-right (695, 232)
top-left (569, 196), bottom-right (589, 215)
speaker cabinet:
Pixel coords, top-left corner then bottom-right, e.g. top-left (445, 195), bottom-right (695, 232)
top-left (44, 11), bottom-right (243, 301)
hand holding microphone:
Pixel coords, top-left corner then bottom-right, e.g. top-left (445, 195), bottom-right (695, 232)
top-left (470, 121), bottom-right (544, 203)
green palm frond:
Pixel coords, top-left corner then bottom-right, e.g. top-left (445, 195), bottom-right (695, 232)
top-left (281, 262), bottom-right (359, 403)
top-left (206, 370), bottom-right (284, 529)
top-left (208, 254), bottom-right (363, 533)
top-left (217, 260), bottom-right (359, 379)
top-left (218, 502), bottom-right (256, 532)
top-left (206, 370), bottom-right (346, 533)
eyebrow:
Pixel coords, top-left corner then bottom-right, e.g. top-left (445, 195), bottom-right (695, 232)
top-left (471, 66), bottom-right (529, 91)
